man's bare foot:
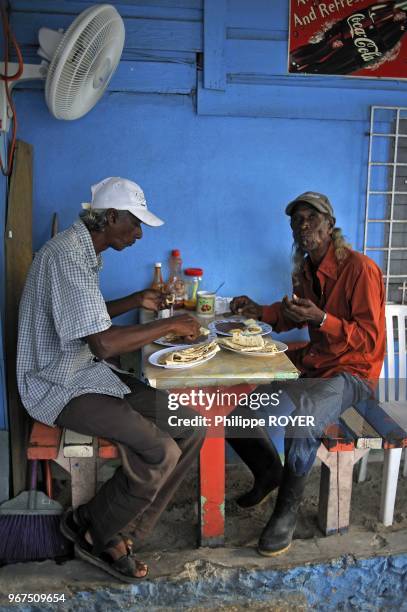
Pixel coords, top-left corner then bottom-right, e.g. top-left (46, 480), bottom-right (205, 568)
top-left (84, 530), bottom-right (148, 578)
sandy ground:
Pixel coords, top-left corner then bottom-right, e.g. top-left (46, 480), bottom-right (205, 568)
top-left (103, 452), bottom-right (407, 552)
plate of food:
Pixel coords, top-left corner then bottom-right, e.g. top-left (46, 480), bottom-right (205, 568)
top-left (218, 330), bottom-right (287, 356)
top-left (154, 326), bottom-right (215, 347)
top-left (208, 317), bottom-right (272, 337)
top-left (149, 340), bottom-right (220, 369)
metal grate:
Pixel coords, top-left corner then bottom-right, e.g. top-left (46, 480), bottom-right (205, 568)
top-left (364, 106), bottom-right (407, 304)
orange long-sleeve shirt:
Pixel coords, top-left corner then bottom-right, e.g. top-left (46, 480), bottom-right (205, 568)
top-left (262, 242), bottom-right (385, 383)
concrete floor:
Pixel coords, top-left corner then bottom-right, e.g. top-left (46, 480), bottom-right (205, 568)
top-left (0, 459), bottom-right (406, 610)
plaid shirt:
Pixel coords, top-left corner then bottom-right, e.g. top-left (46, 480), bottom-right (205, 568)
top-left (17, 220), bottom-right (130, 426)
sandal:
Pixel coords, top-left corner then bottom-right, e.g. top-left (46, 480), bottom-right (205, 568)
top-left (74, 534), bottom-right (148, 583)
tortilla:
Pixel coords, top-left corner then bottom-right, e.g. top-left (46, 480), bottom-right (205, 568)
top-left (215, 319), bottom-right (263, 335)
top-left (219, 333), bottom-right (278, 354)
top-left (158, 340), bottom-right (220, 365)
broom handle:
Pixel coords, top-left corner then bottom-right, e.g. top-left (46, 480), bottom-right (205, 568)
top-left (28, 459), bottom-right (38, 510)
top-left (44, 460), bottom-right (53, 499)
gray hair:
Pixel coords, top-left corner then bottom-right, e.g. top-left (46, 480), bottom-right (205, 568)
top-left (79, 208), bottom-right (130, 232)
top-left (292, 227), bottom-right (352, 287)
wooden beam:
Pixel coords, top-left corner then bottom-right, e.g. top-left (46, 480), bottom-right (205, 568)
top-left (355, 400), bottom-right (407, 449)
top-left (5, 140), bottom-right (33, 495)
top-left (63, 430), bottom-right (93, 458)
top-left (203, 0), bottom-right (226, 90)
top-left (10, 14), bottom-right (202, 53)
top-left (27, 422), bottom-right (62, 460)
top-left (340, 406), bottom-right (382, 449)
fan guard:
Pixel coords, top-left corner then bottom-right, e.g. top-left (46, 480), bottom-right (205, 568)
top-left (45, 4), bottom-right (125, 120)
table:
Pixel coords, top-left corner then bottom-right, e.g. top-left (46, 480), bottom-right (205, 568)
top-left (140, 310), bottom-right (299, 547)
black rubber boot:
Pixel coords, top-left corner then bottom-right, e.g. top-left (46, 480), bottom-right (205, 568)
top-left (257, 466), bottom-right (308, 557)
top-left (227, 434), bottom-right (283, 508)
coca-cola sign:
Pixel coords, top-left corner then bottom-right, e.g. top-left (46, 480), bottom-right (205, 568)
top-left (289, 1), bottom-right (407, 78)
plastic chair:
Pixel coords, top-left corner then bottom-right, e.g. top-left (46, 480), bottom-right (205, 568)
top-left (357, 304), bottom-right (407, 526)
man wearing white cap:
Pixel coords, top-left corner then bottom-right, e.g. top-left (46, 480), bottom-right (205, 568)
top-left (17, 177), bottom-right (205, 582)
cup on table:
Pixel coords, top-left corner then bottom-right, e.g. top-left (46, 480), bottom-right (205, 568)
top-left (196, 291), bottom-right (216, 316)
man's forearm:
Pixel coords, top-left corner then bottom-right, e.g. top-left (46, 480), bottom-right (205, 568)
top-left (86, 319), bottom-right (174, 359)
top-left (106, 292), bottom-right (142, 318)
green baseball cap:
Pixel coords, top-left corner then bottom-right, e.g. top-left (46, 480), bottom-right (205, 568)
top-left (285, 192), bottom-right (334, 217)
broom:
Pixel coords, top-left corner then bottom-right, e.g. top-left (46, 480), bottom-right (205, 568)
top-left (0, 459), bottom-right (71, 564)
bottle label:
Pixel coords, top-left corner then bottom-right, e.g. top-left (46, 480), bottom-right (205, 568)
top-left (196, 292), bottom-right (215, 316)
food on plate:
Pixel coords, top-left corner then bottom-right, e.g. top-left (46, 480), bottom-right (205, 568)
top-left (245, 325), bottom-right (262, 334)
top-left (215, 319), bottom-right (264, 335)
top-left (158, 340), bottom-right (220, 365)
top-left (219, 330), bottom-right (278, 353)
top-left (162, 326), bottom-right (209, 344)
top-left (215, 321), bottom-right (247, 334)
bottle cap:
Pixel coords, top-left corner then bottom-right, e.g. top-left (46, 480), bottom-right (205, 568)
top-left (184, 267), bottom-right (203, 276)
top-left (155, 262), bottom-right (162, 267)
top-left (171, 249), bottom-right (180, 257)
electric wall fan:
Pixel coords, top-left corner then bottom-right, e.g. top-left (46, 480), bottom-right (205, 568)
top-left (0, 3), bottom-right (125, 131)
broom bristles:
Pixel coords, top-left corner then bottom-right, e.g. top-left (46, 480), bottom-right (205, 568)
top-left (0, 515), bottom-right (72, 563)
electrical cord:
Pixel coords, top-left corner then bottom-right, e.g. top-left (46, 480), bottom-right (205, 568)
top-left (0, 4), bottom-right (24, 176)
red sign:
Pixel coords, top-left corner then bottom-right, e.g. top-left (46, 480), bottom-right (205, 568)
top-left (288, 1), bottom-right (407, 79)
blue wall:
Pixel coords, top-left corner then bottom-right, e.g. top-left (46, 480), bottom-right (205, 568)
top-left (6, 0), bottom-right (407, 338)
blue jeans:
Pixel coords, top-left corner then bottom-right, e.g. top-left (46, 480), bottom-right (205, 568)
top-left (249, 373), bottom-right (372, 476)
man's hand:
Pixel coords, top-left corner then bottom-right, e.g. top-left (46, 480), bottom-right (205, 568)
top-left (168, 314), bottom-right (201, 340)
top-left (230, 295), bottom-right (263, 319)
top-left (282, 294), bottom-right (325, 326)
top-left (134, 289), bottom-right (168, 312)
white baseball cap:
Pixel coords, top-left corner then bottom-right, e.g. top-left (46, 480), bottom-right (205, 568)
top-left (82, 177), bottom-right (164, 227)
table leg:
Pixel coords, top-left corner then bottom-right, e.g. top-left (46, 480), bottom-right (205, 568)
top-left (199, 436), bottom-right (225, 547)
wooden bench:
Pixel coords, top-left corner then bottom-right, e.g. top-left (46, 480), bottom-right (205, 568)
top-left (28, 423), bottom-right (119, 508)
top-left (317, 402), bottom-right (407, 535)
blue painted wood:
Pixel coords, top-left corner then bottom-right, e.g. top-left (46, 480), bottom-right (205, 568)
top-left (10, 13), bottom-right (203, 52)
top-left (10, 1), bottom-right (202, 21)
top-left (227, 28), bottom-right (287, 41)
top-left (14, 58), bottom-right (196, 94)
top-left (11, 0), bottom-right (203, 9)
top-left (226, 39), bottom-right (286, 77)
top-left (110, 58), bottom-right (196, 93)
top-left (18, 47), bottom-right (196, 64)
top-left (227, 0), bottom-right (288, 30)
top-left (203, 0), bottom-right (226, 91)
top-left (354, 400), bottom-right (407, 445)
top-left (197, 78), bottom-right (407, 121)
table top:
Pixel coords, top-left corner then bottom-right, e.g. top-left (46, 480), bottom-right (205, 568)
top-left (140, 309), bottom-right (299, 390)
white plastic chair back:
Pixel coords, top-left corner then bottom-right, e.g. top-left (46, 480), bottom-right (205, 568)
top-left (378, 304), bottom-right (407, 422)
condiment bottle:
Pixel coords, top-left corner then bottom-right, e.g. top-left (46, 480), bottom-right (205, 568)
top-left (151, 262), bottom-right (165, 292)
top-left (184, 268), bottom-right (203, 310)
top-left (166, 249), bottom-right (185, 309)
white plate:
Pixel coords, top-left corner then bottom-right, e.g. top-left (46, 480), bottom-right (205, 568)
top-left (208, 317), bottom-right (272, 337)
top-left (154, 330), bottom-right (216, 347)
top-left (149, 344), bottom-right (220, 369)
top-left (219, 340), bottom-right (288, 357)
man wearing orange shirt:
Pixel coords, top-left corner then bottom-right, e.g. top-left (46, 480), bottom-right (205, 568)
top-left (228, 192), bottom-right (385, 557)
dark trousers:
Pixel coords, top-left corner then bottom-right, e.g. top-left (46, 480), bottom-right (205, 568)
top-left (226, 373), bottom-right (372, 476)
top-left (55, 375), bottom-right (206, 552)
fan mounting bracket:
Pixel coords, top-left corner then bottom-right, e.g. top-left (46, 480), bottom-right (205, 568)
top-left (0, 62), bottom-right (47, 133)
